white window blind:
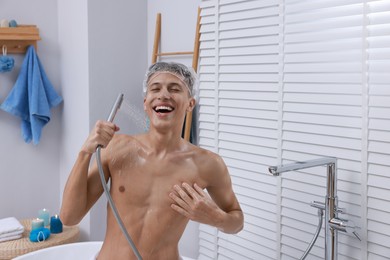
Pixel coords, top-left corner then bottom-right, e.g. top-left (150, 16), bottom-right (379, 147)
top-left (199, 1), bottom-right (280, 259)
top-left (282, 1), bottom-right (364, 259)
top-left (197, 0), bottom-right (390, 259)
top-left (366, 1), bottom-right (390, 259)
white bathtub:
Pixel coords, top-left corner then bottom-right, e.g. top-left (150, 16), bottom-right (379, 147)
top-left (13, 241), bottom-right (195, 260)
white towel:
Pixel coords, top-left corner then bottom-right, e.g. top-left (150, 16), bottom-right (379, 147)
top-left (0, 217), bottom-right (24, 236)
top-left (0, 228), bottom-right (24, 238)
top-left (0, 233), bottom-right (22, 242)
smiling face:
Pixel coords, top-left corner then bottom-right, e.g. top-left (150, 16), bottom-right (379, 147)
top-left (144, 72), bottom-right (195, 133)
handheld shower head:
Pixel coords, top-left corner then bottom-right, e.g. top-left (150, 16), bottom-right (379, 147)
top-left (107, 93), bottom-right (124, 123)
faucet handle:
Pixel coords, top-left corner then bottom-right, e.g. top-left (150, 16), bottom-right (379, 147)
top-left (310, 201), bottom-right (346, 213)
top-left (310, 201), bottom-right (325, 210)
top-left (329, 217), bottom-right (361, 241)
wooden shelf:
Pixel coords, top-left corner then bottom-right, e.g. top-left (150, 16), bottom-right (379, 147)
top-left (0, 25), bottom-right (41, 54)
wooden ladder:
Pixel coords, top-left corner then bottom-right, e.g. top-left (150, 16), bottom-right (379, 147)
top-left (151, 7), bottom-right (201, 141)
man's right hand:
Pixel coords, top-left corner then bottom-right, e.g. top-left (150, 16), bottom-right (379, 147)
top-left (81, 120), bottom-right (120, 154)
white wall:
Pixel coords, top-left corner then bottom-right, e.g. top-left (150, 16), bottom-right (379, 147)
top-left (87, 0), bottom-right (147, 241)
top-left (57, 0), bottom-right (91, 241)
top-left (58, 0), bottom-right (147, 241)
top-left (147, 0), bottom-right (201, 66)
top-left (1, 0), bottom-right (200, 258)
top-left (0, 0), bottom-right (62, 220)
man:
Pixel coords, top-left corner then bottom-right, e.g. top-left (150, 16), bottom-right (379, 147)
top-left (60, 62), bottom-right (244, 260)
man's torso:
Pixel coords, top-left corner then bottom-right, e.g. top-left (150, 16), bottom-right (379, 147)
top-left (98, 134), bottom-right (208, 260)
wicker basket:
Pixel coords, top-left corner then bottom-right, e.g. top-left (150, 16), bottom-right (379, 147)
top-left (0, 219), bottom-right (79, 260)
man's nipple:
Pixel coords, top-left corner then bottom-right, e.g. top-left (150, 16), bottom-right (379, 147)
top-left (119, 186), bottom-right (125, 193)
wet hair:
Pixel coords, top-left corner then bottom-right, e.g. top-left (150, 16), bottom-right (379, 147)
top-left (143, 61), bottom-right (198, 99)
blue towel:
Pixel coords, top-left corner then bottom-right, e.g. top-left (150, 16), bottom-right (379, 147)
top-left (0, 45), bottom-right (63, 145)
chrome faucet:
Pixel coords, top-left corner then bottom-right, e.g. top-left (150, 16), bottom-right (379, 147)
top-left (269, 157), bottom-right (360, 260)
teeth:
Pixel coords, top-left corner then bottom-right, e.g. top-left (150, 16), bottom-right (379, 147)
top-left (155, 106), bottom-right (173, 111)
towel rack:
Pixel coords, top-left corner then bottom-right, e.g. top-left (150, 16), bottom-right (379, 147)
top-left (0, 25), bottom-right (41, 54)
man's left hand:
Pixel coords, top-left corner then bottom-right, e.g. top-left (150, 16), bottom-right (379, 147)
top-left (169, 182), bottom-right (224, 227)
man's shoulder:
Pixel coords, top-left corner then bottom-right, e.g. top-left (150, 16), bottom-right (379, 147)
top-left (191, 145), bottom-right (226, 170)
top-left (112, 133), bottom-right (143, 143)
top-left (108, 134), bottom-right (144, 153)
top-left (189, 142), bottom-right (216, 156)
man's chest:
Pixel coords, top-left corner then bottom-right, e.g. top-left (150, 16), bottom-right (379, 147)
top-left (110, 158), bottom-right (204, 204)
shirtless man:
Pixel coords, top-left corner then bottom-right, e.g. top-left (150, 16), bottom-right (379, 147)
top-left (60, 62), bottom-right (244, 260)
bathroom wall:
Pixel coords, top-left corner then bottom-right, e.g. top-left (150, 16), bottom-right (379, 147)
top-left (87, 0), bottom-right (148, 241)
top-left (1, 0), bottom-right (201, 258)
top-left (0, 0), bottom-right (62, 220)
top-left (57, 0), bottom-right (91, 241)
top-left (57, 0), bottom-right (148, 241)
top-left (1, 0), bottom-right (147, 240)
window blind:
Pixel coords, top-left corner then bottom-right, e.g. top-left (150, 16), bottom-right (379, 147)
top-left (198, 2), bottom-right (219, 259)
top-left (282, 1), bottom-right (364, 259)
top-left (198, 0), bottom-right (280, 259)
top-left (197, 0), bottom-right (390, 259)
top-left (366, 1), bottom-right (390, 259)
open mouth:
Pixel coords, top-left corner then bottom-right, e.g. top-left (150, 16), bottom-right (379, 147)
top-left (153, 105), bottom-right (174, 113)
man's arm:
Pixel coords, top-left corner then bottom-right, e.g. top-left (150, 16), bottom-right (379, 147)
top-left (60, 151), bottom-right (102, 225)
top-left (170, 152), bottom-right (244, 234)
top-left (60, 121), bottom-right (119, 226)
